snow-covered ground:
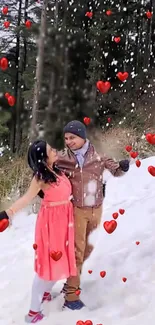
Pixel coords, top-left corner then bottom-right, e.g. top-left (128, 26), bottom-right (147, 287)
top-left (0, 156), bottom-right (155, 325)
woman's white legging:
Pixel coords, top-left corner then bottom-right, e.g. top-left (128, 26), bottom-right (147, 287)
top-left (30, 273), bottom-right (56, 312)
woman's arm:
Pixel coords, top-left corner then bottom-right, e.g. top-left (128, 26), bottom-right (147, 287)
top-left (6, 177), bottom-right (41, 218)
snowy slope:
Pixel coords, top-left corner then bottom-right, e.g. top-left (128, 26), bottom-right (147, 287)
top-left (1, 156), bottom-right (155, 325)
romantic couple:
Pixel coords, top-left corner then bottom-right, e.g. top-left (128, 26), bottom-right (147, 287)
top-left (0, 120), bottom-right (130, 323)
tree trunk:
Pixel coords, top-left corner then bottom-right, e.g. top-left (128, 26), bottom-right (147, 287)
top-left (30, 0), bottom-right (48, 142)
top-left (10, 0), bottom-right (22, 153)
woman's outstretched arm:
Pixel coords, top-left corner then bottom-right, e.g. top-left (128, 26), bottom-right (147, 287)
top-left (6, 177), bottom-right (41, 218)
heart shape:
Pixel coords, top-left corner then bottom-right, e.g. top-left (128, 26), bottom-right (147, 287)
top-left (50, 250), bottom-right (62, 261)
top-left (112, 212), bottom-right (118, 219)
top-left (117, 72), bottom-right (129, 82)
top-left (136, 241), bottom-right (140, 245)
top-left (146, 133), bottom-right (155, 145)
top-left (130, 151), bottom-right (138, 159)
top-left (106, 10), bottom-right (112, 16)
top-left (85, 11), bottom-right (93, 18)
top-left (0, 219), bottom-right (9, 232)
top-left (100, 271), bottom-right (106, 278)
top-left (88, 270), bottom-right (92, 274)
top-left (146, 11), bottom-right (152, 19)
top-left (122, 277), bottom-right (127, 282)
top-left (114, 37), bottom-right (121, 43)
top-left (83, 117), bottom-right (91, 125)
top-left (119, 209), bottom-right (125, 215)
top-left (76, 321), bottom-right (93, 325)
top-left (75, 289), bottom-right (81, 296)
top-left (33, 243), bottom-right (38, 250)
top-left (136, 160), bottom-right (141, 168)
top-left (96, 81), bottom-right (111, 94)
top-left (148, 166), bottom-right (155, 177)
top-left (103, 220), bottom-right (117, 234)
top-left (125, 145), bottom-right (132, 152)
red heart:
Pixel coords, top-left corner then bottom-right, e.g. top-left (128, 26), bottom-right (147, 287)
top-left (117, 72), bottom-right (129, 82)
top-left (8, 95), bottom-right (16, 106)
top-left (96, 81), bottom-right (111, 94)
top-left (0, 57), bottom-right (8, 71)
top-left (114, 37), bottom-right (121, 43)
top-left (100, 271), bottom-right (106, 278)
top-left (146, 11), bottom-right (152, 19)
top-left (103, 220), bottom-right (117, 234)
top-left (25, 20), bottom-right (32, 28)
top-left (2, 6), bottom-right (8, 15)
top-left (85, 11), bottom-right (93, 18)
top-left (146, 133), bottom-right (155, 145)
top-left (76, 321), bottom-right (93, 325)
top-left (88, 270), bottom-right (92, 274)
top-left (33, 243), bottom-right (37, 250)
top-left (148, 166), bottom-right (155, 177)
top-left (112, 212), bottom-right (118, 219)
top-left (106, 10), bottom-right (112, 16)
top-left (122, 277), bottom-right (127, 282)
top-left (136, 160), bottom-right (141, 168)
top-left (125, 145), bottom-right (132, 152)
top-left (0, 219), bottom-right (9, 232)
top-left (107, 117), bottom-right (111, 123)
top-left (83, 117), bottom-right (91, 125)
top-left (50, 250), bottom-right (62, 261)
top-left (136, 241), bottom-right (140, 245)
top-left (75, 289), bottom-right (81, 296)
top-left (4, 21), bottom-right (10, 28)
top-left (119, 209), bottom-right (125, 215)
top-left (130, 151), bottom-right (138, 159)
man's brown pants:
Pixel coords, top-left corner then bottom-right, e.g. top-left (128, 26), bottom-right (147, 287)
top-left (65, 205), bottom-right (102, 301)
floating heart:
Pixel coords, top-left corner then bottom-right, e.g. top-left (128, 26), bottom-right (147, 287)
top-left (88, 270), bottom-right (92, 274)
top-left (83, 117), bottom-right (91, 125)
top-left (148, 166), bottom-right (155, 177)
top-left (4, 21), bottom-right (10, 28)
top-left (50, 250), bottom-right (62, 261)
top-left (125, 145), bottom-right (132, 152)
top-left (96, 80), bottom-right (111, 94)
top-left (130, 151), bottom-right (138, 159)
top-left (2, 6), bottom-right (8, 15)
top-left (146, 133), bottom-right (155, 145)
top-left (75, 289), bottom-right (81, 296)
top-left (103, 220), bottom-right (117, 234)
top-left (76, 321), bottom-right (93, 325)
top-left (114, 37), bottom-right (121, 43)
top-left (112, 212), bottom-right (118, 219)
top-left (117, 72), bottom-right (129, 82)
top-left (122, 277), bottom-right (127, 282)
top-left (0, 219), bottom-right (9, 232)
top-left (107, 117), bottom-right (111, 123)
top-left (85, 11), bottom-right (93, 18)
top-left (33, 243), bottom-right (37, 250)
top-left (25, 20), bottom-right (32, 28)
top-left (100, 271), bottom-right (106, 278)
top-left (0, 57), bottom-right (8, 71)
top-left (119, 209), bottom-right (125, 215)
top-left (136, 241), bottom-right (140, 245)
top-left (136, 160), bottom-right (141, 168)
top-left (106, 10), bottom-right (112, 16)
top-left (146, 11), bottom-right (152, 19)
top-left (8, 95), bottom-right (16, 106)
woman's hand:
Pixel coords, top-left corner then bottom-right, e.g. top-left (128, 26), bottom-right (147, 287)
top-left (0, 211), bottom-right (10, 232)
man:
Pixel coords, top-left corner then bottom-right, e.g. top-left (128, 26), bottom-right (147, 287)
top-left (56, 120), bottom-right (129, 310)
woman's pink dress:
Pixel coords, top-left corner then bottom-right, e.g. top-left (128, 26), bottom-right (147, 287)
top-left (34, 174), bottom-right (77, 281)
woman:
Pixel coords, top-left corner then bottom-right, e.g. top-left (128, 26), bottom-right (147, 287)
top-left (0, 140), bottom-right (76, 323)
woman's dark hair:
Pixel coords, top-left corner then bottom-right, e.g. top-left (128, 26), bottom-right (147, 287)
top-left (28, 140), bottom-right (62, 198)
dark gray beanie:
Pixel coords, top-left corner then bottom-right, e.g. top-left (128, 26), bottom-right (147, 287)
top-left (63, 120), bottom-right (87, 139)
